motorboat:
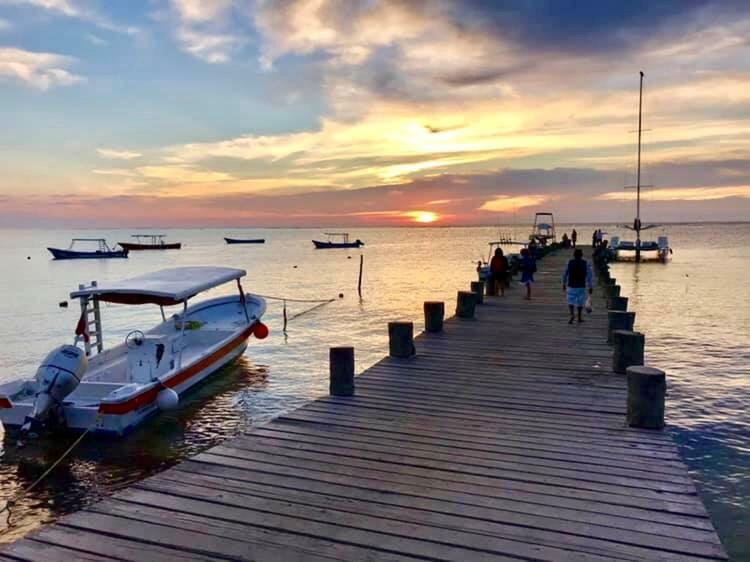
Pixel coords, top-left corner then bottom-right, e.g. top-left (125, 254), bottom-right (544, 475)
top-left (48, 238), bottom-right (128, 260)
top-left (477, 240), bottom-right (525, 282)
top-left (224, 237), bottom-right (265, 245)
top-left (118, 234), bottom-right (182, 251)
top-left (312, 232), bottom-right (364, 249)
top-left (529, 213), bottom-right (556, 246)
top-left (0, 267), bottom-right (267, 437)
top-left (611, 72), bottom-right (672, 263)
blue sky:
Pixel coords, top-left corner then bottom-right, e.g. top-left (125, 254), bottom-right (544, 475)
top-left (1, 0), bottom-right (750, 226)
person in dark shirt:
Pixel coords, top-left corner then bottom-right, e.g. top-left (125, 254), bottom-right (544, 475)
top-left (490, 248), bottom-right (509, 296)
top-left (519, 248), bottom-right (536, 300)
top-left (562, 248), bottom-right (593, 324)
top-left (571, 229), bottom-right (577, 248)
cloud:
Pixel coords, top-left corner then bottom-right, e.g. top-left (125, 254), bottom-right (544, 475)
top-left (168, 0), bottom-right (243, 63)
top-left (96, 148), bottom-right (142, 160)
top-left (478, 195), bottom-right (555, 213)
top-left (135, 165), bottom-right (234, 183)
top-left (0, 47), bottom-right (83, 89)
top-left (0, 0), bottom-right (139, 34)
top-left (597, 185), bottom-right (750, 202)
top-left (0, 18), bottom-right (11, 30)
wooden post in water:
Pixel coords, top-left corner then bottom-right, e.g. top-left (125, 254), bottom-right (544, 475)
top-left (607, 310), bottom-right (635, 343)
top-left (329, 347), bottom-right (355, 396)
top-left (470, 281), bottom-right (484, 304)
top-left (423, 301), bottom-right (444, 333)
top-left (627, 366), bottom-right (665, 429)
top-left (388, 322), bottom-right (415, 358)
top-left (608, 295), bottom-right (628, 311)
top-left (456, 291), bottom-right (476, 319)
top-left (613, 330), bottom-right (645, 374)
top-left (357, 254), bottom-right (363, 297)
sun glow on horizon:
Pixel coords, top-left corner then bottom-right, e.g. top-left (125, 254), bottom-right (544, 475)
top-left (409, 211), bottom-right (439, 223)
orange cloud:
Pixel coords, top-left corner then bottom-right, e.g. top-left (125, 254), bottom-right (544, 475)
top-left (478, 194), bottom-right (553, 212)
top-left (597, 185), bottom-right (750, 201)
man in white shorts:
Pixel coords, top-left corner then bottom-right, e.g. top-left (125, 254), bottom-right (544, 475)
top-left (562, 248), bottom-right (593, 324)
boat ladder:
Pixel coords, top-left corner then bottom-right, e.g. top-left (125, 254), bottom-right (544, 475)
top-left (78, 282), bottom-right (104, 356)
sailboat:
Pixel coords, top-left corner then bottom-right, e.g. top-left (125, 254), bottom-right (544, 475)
top-left (609, 72), bottom-right (672, 263)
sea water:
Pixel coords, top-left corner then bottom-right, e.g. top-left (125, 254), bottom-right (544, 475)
top-left (0, 225), bottom-right (747, 557)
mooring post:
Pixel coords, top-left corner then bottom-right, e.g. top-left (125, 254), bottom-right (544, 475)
top-left (470, 281), bottom-right (484, 304)
top-left (626, 366), bottom-right (666, 429)
top-left (606, 284), bottom-right (621, 299)
top-left (423, 301), bottom-right (444, 333)
top-left (456, 291), bottom-right (476, 319)
top-left (329, 346), bottom-right (355, 396)
top-left (607, 310), bottom-right (635, 343)
top-left (357, 254), bottom-right (363, 297)
top-left (388, 322), bottom-right (415, 358)
top-left (608, 295), bottom-right (628, 311)
top-left (613, 330), bottom-right (645, 374)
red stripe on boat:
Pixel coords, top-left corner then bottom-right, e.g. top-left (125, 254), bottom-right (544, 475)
top-left (0, 397), bottom-right (12, 409)
top-left (98, 323), bottom-right (255, 415)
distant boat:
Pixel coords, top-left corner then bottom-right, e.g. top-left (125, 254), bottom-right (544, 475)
top-left (48, 238), bottom-right (128, 260)
top-left (118, 234), bottom-right (181, 251)
top-left (610, 72), bottom-right (671, 263)
top-left (312, 232), bottom-right (364, 249)
top-left (224, 237), bottom-right (265, 245)
top-left (529, 212), bottom-right (557, 246)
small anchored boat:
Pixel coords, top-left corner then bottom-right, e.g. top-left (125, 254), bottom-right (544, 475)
top-left (224, 237), bottom-right (265, 245)
top-left (529, 213), bottom-right (557, 246)
top-left (48, 238), bottom-right (128, 260)
top-left (0, 267), bottom-right (267, 437)
top-left (118, 234), bottom-right (182, 251)
top-left (312, 232), bottom-right (364, 249)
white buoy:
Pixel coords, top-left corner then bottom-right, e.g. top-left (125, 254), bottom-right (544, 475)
top-left (157, 387), bottom-right (179, 410)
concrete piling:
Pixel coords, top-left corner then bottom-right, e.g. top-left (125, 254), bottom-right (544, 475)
top-left (608, 295), bottom-right (628, 311)
top-left (626, 366), bottom-right (666, 429)
top-left (423, 301), bottom-right (445, 333)
top-left (388, 322), bottom-right (415, 358)
top-left (329, 347), bottom-right (355, 396)
top-left (456, 291), bottom-right (477, 319)
top-left (613, 330), bottom-right (645, 374)
top-left (470, 281), bottom-right (484, 304)
top-left (607, 310), bottom-right (635, 343)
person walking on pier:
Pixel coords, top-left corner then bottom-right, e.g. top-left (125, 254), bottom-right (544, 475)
top-left (563, 248), bottom-right (593, 324)
top-left (571, 228), bottom-right (577, 248)
top-left (519, 248), bottom-right (536, 300)
top-left (490, 247), bottom-right (509, 296)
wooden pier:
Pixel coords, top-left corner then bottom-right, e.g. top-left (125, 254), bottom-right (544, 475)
top-left (1, 250), bottom-right (727, 561)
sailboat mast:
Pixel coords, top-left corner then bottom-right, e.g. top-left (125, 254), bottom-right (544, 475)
top-left (635, 71), bottom-right (644, 263)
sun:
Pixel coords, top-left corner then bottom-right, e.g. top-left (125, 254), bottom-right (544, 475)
top-left (409, 211), bottom-right (439, 224)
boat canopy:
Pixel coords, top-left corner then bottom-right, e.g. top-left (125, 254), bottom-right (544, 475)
top-left (70, 267), bottom-right (246, 305)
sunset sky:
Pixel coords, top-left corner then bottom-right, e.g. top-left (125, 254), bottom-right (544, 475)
top-left (1, 0), bottom-right (750, 226)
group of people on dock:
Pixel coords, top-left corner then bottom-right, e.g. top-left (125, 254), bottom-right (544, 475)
top-left (486, 244), bottom-right (593, 324)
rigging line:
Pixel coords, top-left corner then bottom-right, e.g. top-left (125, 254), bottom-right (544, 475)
top-left (287, 299), bottom-right (336, 322)
top-left (250, 293), bottom-right (337, 304)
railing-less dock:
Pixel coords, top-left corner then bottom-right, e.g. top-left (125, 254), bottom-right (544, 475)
top-left (1, 250), bottom-right (727, 561)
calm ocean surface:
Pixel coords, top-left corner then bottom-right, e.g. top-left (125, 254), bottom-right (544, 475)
top-left (0, 225), bottom-right (747, 557)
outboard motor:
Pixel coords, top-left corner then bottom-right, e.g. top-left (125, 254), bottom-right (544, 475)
top-left (21, 345), bottom-right (87, 437)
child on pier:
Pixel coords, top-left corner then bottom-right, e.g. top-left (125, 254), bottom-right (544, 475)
top-left (519, 248), bottom-right (536, 299)
top-left (562, 248), bottom-right (593, 324)
top-left (490, 248), bottom-right (509, 296)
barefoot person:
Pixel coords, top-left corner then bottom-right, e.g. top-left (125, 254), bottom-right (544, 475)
top-left (519, 248), bottom-right (536, 300)
top-left (490, 247), bottom-right (509, 296)
top-left (562, 248), bottom-right (593, 324)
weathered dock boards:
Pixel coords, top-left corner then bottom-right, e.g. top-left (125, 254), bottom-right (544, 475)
top-left (1, 250), bottom-right (727, 561)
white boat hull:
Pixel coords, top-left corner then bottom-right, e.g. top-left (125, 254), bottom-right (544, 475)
top-left (0, 294), bottom-right (266, 436)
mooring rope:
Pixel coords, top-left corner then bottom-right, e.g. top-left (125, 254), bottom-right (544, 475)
top-left (0, 412), bottom-right (103, 533)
